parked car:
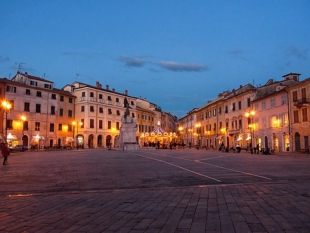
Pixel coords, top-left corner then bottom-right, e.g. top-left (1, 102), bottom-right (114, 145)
top-left (9, 145), bottom-right (28, 152)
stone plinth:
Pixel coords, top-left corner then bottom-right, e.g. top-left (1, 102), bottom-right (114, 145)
top-left (117, 116), bottom-right (139, 151)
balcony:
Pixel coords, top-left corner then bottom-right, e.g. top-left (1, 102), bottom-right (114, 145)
top-left (294, 98), bottom-right (310, 108)
top-left (228, 129), bottom-right (242, 135)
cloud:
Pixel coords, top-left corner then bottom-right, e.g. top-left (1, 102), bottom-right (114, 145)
top-left (285, 46), bottom-right (308, 60)
top-left (118, 56), bottom-right (147, 67)
top-left (156, 61), bottom-right (207, 72)
top-left (0, 55), bottom-right (10, 63)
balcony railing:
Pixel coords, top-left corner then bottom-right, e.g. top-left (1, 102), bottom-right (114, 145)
top-left (294, 98), bottom-right (310, 107)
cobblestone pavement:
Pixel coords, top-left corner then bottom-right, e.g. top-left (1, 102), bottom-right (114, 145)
top-left (0, 148), bottom-right (310, 233)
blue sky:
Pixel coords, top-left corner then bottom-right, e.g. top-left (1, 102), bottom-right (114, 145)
top-left (1, 0), bottom-right (309, 118)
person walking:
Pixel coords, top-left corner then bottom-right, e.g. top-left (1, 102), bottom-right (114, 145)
top-left (2, 143), bottom-right (10, 165)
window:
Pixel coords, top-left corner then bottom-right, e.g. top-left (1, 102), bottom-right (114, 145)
top-left (26, 89), bottom-right (31, 95)
top-left (68, 125), bottom-right (72, 132)
top-left (108, 109), bottom-right (112, 114)
top-left (238, 101), bottom-right (242, 110)
top-left (239, 119), bottom-right (242, 129)
top-left (59, 108), bottom-right (63, 116)
top-left (262, 101), bottom-right (266, 110)
top-left (302, 108), bottom-right (308, 122)
top-left (218, 107), bottom-right (222, 114)
top-left (35, 122), bottom-right (40, 131)
top-left (68, 110), bottom-right (73, 117)
top-left (36, 91), bottom-right (42, 97)
top-left (6, 119), bottom-right (13, 130)
top-left (51, 106), bottom-right (55, 115)
top-left (69, 98), bottom-right (73, 103)
top-left (117, 110), bottom-right (120, 116)
top-left (24, 103), bottom-right (30, 112)
top-left (213, 109), bottom-right (216, 116)
top-left (81, 119), bottom-right (84, 128)
top-left (99, 120), bottom-right (103, 129)
top-left (292, 91), bottom-right (298, 102)
top-left (116, 122), bottom-right (120, 130)
top-left (132, 113), bottom-right (135, 118)
top-left (116, 98), bottom-right (119, 103)
top-left (99, 107), bottom-right (103, 113)
top-left (44, 84), bottom-right (51, 89)
top-left (30, 81), bottom-right (37, 86)
top-left (247, 98), bottom-right (251, 107)
top-left (23, 121), bottom-right (28, 131)
top-left (301, 88), bottom-right (307, 101)
top-left (99, 94), bottom-right (103, 99)
top-left (82, 92), bottom-right (85, 97)
top-left (36, 104), bottom-right (41, 113)
top-left (232, 103), bottom-right (236, 111)
top-left (81, 106), bottom-right (85, 112)
top-left (270, 98), bottom-right (275, 108)
top-left (60, 96), bottom-right (64, 102)
top-left (281, 95), bottom-right (287, 105)
top-left (254, 103), bottom-right (258, 111)
top-left (262, 117), bottom-right (267, 129)
top-left (293, 110), bottom-right (299, 123)
top-left (131, 101), bottom-right (134, 106)
top-left (90, 92), bottom-right (94, 97)
top-left (213, 123), bottom-right (216, 131)
top-left (58, 123), bottom-right (62, 131)
top-left (50, 123), bottom-right (54, 132)
top-left (108, 96), bottom-right (112, 101)
top-left (271, 115), bottom-right (278, 128)
top-left (7, 86), bottom-right (16, 93)
top-left (108, 121), bottom-right (111, 129)
top-left (90, 106), bottom-right (95, 112)
top-left (90, 119), bottom-right (94, 128)
top-left (51, 94), bottom-right (56, 99)
top-left (225, 106), bottom-right (228, 113)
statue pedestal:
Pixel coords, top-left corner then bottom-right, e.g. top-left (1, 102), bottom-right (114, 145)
top-left (118, 116), bottom-right (139, 151)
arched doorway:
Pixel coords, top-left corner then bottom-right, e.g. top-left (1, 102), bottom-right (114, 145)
top-left (106, 135), bottom-right (112, 147)
top-left (295, 132), bottom-right (301, 151)
top-left (264, 136), bottom-right (269, 149)
top-left (77, 135), bottom-right (84, 149)
top-left (97, 135), bottom-right (103, 147)
top-left (22, 135), bottom-right (28, 147)
top-left (88, 134), bottom-right (94, 148)
top-left (284, 134), bottom-right (290, 151)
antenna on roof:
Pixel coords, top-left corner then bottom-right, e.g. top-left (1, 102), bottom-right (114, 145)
top-left (15, 62), bottom-right (26, 72)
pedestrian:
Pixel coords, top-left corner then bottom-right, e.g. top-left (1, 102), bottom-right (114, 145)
top-left (2, 142), bottom-right (10, 165)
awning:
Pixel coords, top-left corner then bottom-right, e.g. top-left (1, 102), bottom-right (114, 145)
top-left (153, 127), bottom-right (165, 134)
top-left (32, 136), bottom-right (45, 140)
top-left (7, 134), bottom-right (17, 140)
top-left (66, 137), bottom-right (75, 142)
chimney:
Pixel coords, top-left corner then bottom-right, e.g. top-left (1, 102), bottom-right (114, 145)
top-left (106, 85), bottom-right (109, 90)
top-left (112, 88), bottom-right (115, 92)
top-left (96, 81), bottom-right (100, 88)
top-left (124, 90), bottom-right (128, 95)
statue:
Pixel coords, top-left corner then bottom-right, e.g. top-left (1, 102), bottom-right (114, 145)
top-left (124, 97), bottom-right (130, 119)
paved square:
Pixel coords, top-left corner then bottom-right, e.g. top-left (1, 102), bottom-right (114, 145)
top-left (1, 149), bottom-right (310, 232)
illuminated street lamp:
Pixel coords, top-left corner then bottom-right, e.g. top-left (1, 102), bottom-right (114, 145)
top-left (245, 110), bottom-right (255, 154)
top-left (195, 123), bottom-right (201, 149)
top-left (72, 121), bottom-right (83, 149)
top-left (2, 100), bottom-right (12, 142)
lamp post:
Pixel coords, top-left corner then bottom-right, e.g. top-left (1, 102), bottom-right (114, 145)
top-left (72, 121), bottom-right (83, 149)
top-left (2, 100), bottom-right (12, 142)
top-left (21, 115), bottom-right (26, 145)
top-left (195, 123), bottom-right (201, 149)
top-left (245, 110), bottom-right (255, 154)
top-left (178, 126), bottom-right (183, 145)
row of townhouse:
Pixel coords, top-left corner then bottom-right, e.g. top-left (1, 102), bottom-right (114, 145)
top-left (0, 71), bottom-right (177, 149)
top-left (178, 73), bottom-right (310, 152)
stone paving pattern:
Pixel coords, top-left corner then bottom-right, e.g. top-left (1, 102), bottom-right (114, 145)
top-left (0, 148), bottom-right (310, 233)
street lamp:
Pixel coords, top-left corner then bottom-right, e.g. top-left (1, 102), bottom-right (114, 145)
top-left (72, 121), bottom-right (83, 149)
top-left (245, 110), bottom-right (255, 154)
top-left (2, 100), bottom-right (12, 142)
top-left (195, 123), bottom-right (201, 149)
